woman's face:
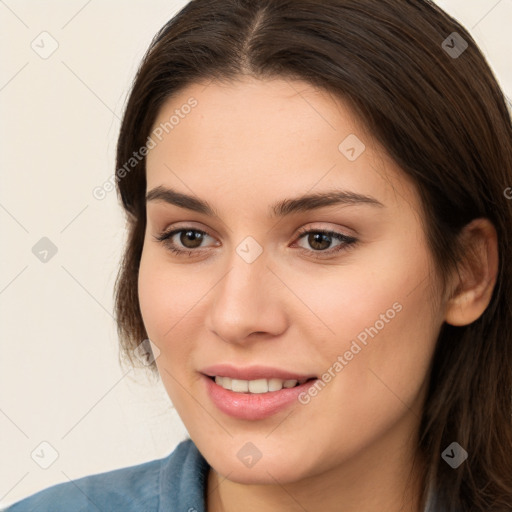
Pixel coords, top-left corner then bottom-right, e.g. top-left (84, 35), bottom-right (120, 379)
top-left (139, 77), bottom-right (446, 484)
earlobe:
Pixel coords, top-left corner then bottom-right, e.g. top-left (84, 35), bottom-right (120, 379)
top-left (444, 218), bottom-right (499, 327)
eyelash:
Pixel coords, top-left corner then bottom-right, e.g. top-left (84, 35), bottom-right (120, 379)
top-left (154, 226), bottom-right (358, 259)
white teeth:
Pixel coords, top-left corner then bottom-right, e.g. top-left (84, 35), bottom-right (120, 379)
top-left (268, 378), bottom-right (284, 392)
top-left (231, 379), bottom-right (249, 392)
top-left (248, 379), bottom-right (268, 393)
top-left (213, 376), bottom-right (301, 393)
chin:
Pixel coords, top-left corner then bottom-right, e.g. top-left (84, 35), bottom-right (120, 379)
top-left (204, 448), bottom-right (315, 485)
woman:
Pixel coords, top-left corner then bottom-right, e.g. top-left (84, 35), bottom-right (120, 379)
top-left (6, 0), bottom-right (512, 510)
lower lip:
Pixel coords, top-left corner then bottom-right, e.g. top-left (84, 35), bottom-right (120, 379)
top-left (202, 374), bottom-right (318, 420)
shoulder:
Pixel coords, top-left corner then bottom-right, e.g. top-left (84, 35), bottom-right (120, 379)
top-left (3, 438), bottom-right (208, 512)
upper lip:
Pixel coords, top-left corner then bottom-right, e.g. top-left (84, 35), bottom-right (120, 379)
top-left (200, 364), bottom-right (317, 382)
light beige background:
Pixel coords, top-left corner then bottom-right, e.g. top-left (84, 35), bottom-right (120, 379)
top-left (0, 0), bottom-right (510, 507)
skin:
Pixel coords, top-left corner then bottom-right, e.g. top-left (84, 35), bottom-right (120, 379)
top-left (138, 76), bottom-right (498, 512)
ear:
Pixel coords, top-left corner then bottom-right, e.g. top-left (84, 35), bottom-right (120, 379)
top-left (444, 218), bottom-right (499, 326)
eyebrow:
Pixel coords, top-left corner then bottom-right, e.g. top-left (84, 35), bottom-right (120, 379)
top-left (145, 185), bottom-right (384, 218)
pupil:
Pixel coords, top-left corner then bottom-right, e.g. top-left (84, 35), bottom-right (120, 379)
top-left (309, 232), bottom-right (330, 251)
top-left (181, 230), bottom-right (203, 249)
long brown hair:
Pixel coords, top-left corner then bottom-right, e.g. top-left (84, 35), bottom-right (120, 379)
top-left (113, 1), bottom-right (512, 509)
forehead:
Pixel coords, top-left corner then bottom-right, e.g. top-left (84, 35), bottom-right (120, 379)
top-left (148, 76), bottom-right (368, 165)
top-left (145, 77), bottom-right (421, 217)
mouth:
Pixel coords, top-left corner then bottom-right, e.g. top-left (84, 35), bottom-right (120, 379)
top-left (200, 364), bottom-right (319, 419)
top-left (206, 375), bottom-right (317, 394)
top-left (201, 367), bottom-right (320, 420)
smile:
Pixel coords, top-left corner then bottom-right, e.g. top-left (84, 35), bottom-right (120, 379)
top-left (211, 376), bottom-right (312, 393)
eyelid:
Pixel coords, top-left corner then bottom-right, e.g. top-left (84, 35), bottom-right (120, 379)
top-left (155, 221), bottom-right (355, 240)
top-left (295, 222), bottom-right (357, 238)
top-left (154, 222), bottom-right (358, 258)
top-left (153, 226), bottom-right (217, 246)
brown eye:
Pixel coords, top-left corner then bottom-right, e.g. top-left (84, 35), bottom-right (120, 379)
top-left (294, 228), bottom-right (358, 259)
top-left (305, 232), bottom-right (333, 251)
top-left (154, 228), bottom-right (216, 255)
top-left (178, 230), bottom-right (205, 249)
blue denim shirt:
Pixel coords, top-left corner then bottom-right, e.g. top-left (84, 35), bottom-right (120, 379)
top-left (3, 439), bottom-right (209, 512)
top-left (4, 438), bottom-right (439, 511)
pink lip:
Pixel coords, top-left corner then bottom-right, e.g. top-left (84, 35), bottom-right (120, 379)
top-left (200, 363), bottom-right (316, 382)
top-left (202, 373), bottom-right (318, 421)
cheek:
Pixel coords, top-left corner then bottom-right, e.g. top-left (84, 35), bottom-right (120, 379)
top-left (137, 256), bottom-right (171, 341)
top-left (138, 245), bottom-right (202, 343)
top-left (280, 231), bottom-right (435, 351)
top-left (138, 247), bottom-right (201, 406)
top-left (311, 243), bottom-right (439, 433)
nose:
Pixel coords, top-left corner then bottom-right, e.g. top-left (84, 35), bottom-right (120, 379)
top-left (204, 248), bottom-right (288, 345)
